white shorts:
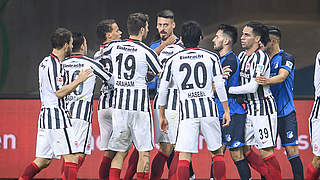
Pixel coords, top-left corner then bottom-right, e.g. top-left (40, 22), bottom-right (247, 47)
top-left (245, 114), bottom-right (277, 149)
top-left (108, 109), bottom-right (154, 152)
top-left (310, 117), bottom-right (320, 156)
top-left (69, 119), bottom-right (92, 155)
top-left (153, 109), bottom-right (179, 144)
top-left (175, 116), bottom-right (222, 153)
top-left (98, 108), bottom-right (113, 150)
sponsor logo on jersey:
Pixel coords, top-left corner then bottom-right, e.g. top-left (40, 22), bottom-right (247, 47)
top-left (287, 131), bottom-right (294, 139)
top-left (63, 63), bottom-right (84, 69)
top-left (161, 50), bottom-right (174, 56)
top-left (314, 144), bottom-right (319, 152)
top-left (240, 72), bottom-right (250, 79)
top-left (245, 62), bottom-right (251, 71)
top-left (117, 45), bottom-right (137, 52)
top-left (180, 54), bottom-right (203, 60)
top-left (285, 61), bottom-right (293, 69)
top-left (74, 141), bottom-right (78, 147)
top-left (255, 64), bottom-right (264, 75)
top-left (232, 141), bottom-right (241, 148)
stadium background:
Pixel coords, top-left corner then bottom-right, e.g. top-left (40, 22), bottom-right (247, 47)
top-left (1, 0), bottom-right (320, 179)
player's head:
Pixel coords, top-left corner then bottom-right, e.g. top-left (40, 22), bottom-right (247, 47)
top-left (127, 12), bottom-right (149, 40)
top-left (96, 19), bottom-right (122, 44)
top-left (156, 9), bottom-right (175, 41)
top-left (241, 21), bottom-right (270, 50)
top-left (264, 25), bottom-right (281, 55)
top-left (72, 32), bottom-right (87, 55)
top-left (212, 24), bottom-right (238, 52)
top-left (51, 27), bottom-right (73, 57)
top-left (181, 21), bottom-right (202, 48)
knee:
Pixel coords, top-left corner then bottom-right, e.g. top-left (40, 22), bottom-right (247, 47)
top-left (259, 147), bottom-right (274, 159)
top-left (34, 158), bottom-right (52, 169)
top-left (159, 143), bottom-right (173, 156)
top-left (211, 146), bottom-right (225, 156)
top-left (179, 152), bottom-right (192, 162)
top-left (313, 156), bottom-right (320, 169)
top-left (230, 148), bottom-right (244, 162)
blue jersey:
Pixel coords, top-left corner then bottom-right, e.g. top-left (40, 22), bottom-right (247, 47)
top-left (215, 50), bottom-right (246, 119)
top-left (269, 50), bottom-right (295, 117)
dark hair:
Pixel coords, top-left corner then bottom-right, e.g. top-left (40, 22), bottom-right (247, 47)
top-left (127, 12), bottom-right (149, 36)
top-left (181, 21), bottom-right (202, 48)
top-left (50, 27), bottom-right (72, 49)
top-left (217, 24), bottom-right (238, 45)
top-left (268, 25), bottom-right (281, 39)
top-left (96, 19), bottom-right (116, 43)
top-left (72, 32), bottom-right (85, 52)
top-left (245, 21), bottom-right (270, 46)
top-left (157, 9), bottom-right (174, 20)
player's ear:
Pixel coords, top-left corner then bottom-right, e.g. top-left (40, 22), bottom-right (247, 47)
top-left (172, 21), bottom-right (176, 29)
top-left (255, 35), bottom-right (261, 43)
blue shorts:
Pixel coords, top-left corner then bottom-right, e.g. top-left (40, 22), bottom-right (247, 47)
top-left (278, 111), bottom-right (298, 146)
top-left (220, 113), bottom-right (246, 149)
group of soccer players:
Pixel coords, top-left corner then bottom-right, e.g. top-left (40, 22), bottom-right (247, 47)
top-left (16, 8), bottom-right (320, 180)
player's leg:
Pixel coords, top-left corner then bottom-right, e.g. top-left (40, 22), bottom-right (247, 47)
top-left (178, 152), bottom-right (192, 180)
top-left (123, 147), bottom-right (139, 180)
top-left (150, 142), bottom-right (172, 180)
top-left (278, 111), bottom-right (303, 180)
top-left (109, 151), bottom-right (129, 180)
top-left (307, 116), bottom-right (320, 180)
top-left (98, 108), bottom-right (117, 180)
top-left (19, 157), bottom-right (52, 180)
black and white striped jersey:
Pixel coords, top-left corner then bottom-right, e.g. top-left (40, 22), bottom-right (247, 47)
top-left (62, 54), bottom-right (112, 123)
top-left (309, 52), bottom-right (320, 120)
top-left (235, 49), bottom-right (276, 116)
top-left (101, 39), bottom-right (162, 112)
top-left (158, 48), bottom-right (228, 120)
top-left (38, 54), bottom-right (71, 129)
top-left (153, 44), bottom-right (184, 110)
top-left (94, 43), bottom-right (115, 110)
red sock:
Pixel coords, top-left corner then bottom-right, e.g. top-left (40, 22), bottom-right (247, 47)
top-left (62, 162), bottom-right (78, 180)
top-left (245, 149), bottom-right (270, 178)
top-left (177, 160), bottom-right (189, 180)
top-left (109, 168), bottom-right (121, 180)
top-left (123, 148), bottom-right (139, 180)
top-left (263, 154), bottom-right (281, 180)
top-left (77, 156), bottom-right (84, 170)
top-left (168, 152), bottom-right (179, 180)
top-left (18, 162), bottom-right (41, 180)
top-left (150, 151), bottom-right (169, 180)
top-left (99, 156), bottom-right (113, 180)
top-left (61, 159), bottom-right (65, 175)
top-left (307, 163), bottom-right (320, 180)
top-left (212, 155), bottom-right (226, 180)
top-left (137, 172), bottom-right (149, 180)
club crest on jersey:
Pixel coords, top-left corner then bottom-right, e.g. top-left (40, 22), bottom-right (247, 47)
top-left (286, 61), bottom-right (293, 69)
top-left (245, 62), bottom-right (251, 71)
top-left (314, 144), bottom-right (319, 152)
top-left (255, 64), bottom-right (264, 75)
top-left (56, 77), bottom-right (63, 86)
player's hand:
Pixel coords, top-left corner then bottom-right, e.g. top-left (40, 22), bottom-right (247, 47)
top-left (77, 68), bottom-right (93, 82)
top-left (175, 36), bottom-right (182, 45)
top-left (163, 35), bottom-right (176, 46)
top-left (146, 71), bottom-right (155, 82)
top-left (222, 111), bottom-right (231, 127)
top-left (160, 116), bottom-right (169, 134)
top-left (222, 65), bottom-right (232, 79)
top-left (255, 75), bottom-right (268, 85)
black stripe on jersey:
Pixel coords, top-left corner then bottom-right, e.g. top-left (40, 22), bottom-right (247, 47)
top-left (54, 108), bottom-right (61, 129)
top-left (47, 108), bottom-right (52, 129)
top-left (133, 89), bottom-right (138, 110)
top-left (109, 90), bottom-right (114, 108)
top-left (207, 97), bottom-right (214, 117)
top-left (191, 99), bottom-right (198, 118)
top-left (310, 98), bottom-right (319, 119)
top-left (266, 98), bottom-right (274, 114)
top-left (118, 89), bottom-right (124, 109)
top-left (180, 101), bottom-right (184, 120)
top-left (50, 57), bottom-right (59, 91)
top-left (165, 61), bottom-right (173, 81)
top-left (70, 102), bottom-right (75, 118)
top-left (101, 94), bottom-right (107, 109)
top-left (47, 70), bottom-right (53, 91)
top-left (125, 89), bottom-right (131, 110)
top-left (315, 98), bottom-right (320, 119)
top-left (146, 55), bottom-right (160, 75)
top-left (253, 101), bottom-right (257, 116)
top-left (84, 102), bottom-right (90, 121)
top-left (134, 41), bottom-right (159, 64)
top-left (199, 98), bottom-right (206, 117)
top-left (153, 94), bottom-right (158, 109)
top-left (63, 128), bottom-right (72, 154)
top-left (259, 99), bottom-right (265, 116)
top-left (76, 100), bottom-right (83, 119)
top-left (238, 52), bottom-right (246, 60)
top-left (214, 103), bottom-right (218, 117)
top-left (172, 89), bottom-right (178, 110)
top-left (211, 58), bottom-right (217, 76)
top-left (113, 89), bottom-right (118, 109)
top-left (166, 90), bottom-right (170, 108)
top-left (185, 100), bottom-right (190, 119)
top-left (83, 123), bottom-right (90, 153)
top-left (42, 108), bottom-right (46, 129)
top-left (141, 89), bottom-right (146, 111)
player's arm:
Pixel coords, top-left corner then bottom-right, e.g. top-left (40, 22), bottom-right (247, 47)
top-left (158, 60), bottom-right (173, 133)
top-left (146, 51), bottom-right (162, 76)
top-left (90, 60), bottom-right (113, 82)
top-left (55, 69), bottom-right (93, 99)
top-left (315, 52), bottom-right (320, 90)
top-left (153, 35), bottom-right (176, 55)
top-left (256, 68), bottom-right (289, 85)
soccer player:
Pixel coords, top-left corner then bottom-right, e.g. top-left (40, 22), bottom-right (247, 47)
top-left (94, 19), bottom-right (122, 180)
top-left (228, 21), bottom-right (281, 180)
top-left (101, 12), bottom-right (162, 180)
top-left (306, 51), bottom-right (320, 179)
top-left (211, 24), bottom-right (250, 180)
top-left (62, 32), bottom-right (113, 177)
top-left (18, 28), bottom-right (93, 180)
top-left (158, 20), bottom-right (231, 180)
top-left (256, 26), bottom-right (304, 180)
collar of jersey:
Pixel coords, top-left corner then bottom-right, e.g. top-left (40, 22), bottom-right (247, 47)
top-left (125, 38), bottom-right (141, 42)
top-left (99, 42), bottom-right (109, 48)
top-left (184, 47), bottom-right (199, 50)
top-left (221, 50), bottom-right (233, 58)
top-left (50, 53), bottom-right (60, 61)
top-left (70, 53), bottom-right (84, 58)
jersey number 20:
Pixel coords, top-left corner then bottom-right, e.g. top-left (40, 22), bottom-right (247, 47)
top-left (180, 62), bottom-right (207, 90)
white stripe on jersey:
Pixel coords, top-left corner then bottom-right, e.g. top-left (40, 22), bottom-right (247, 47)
top-left (238, 49), bottom-right (276, 116)
top-left (63, 55), bottom-right (112, 122)
top-left (38, 54), bottom-right (71, 129)
top-left (158, 48), bottom-right (223, 120)
top-left (102, 39), bottom-right (162, 112)
top-left (153, 44), bottom-right (183, 110)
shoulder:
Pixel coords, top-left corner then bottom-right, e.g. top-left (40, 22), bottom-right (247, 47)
top-left (198, 48), bottom-right (219, 60)
top-left (149, 39), bottom-right (161, 49)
